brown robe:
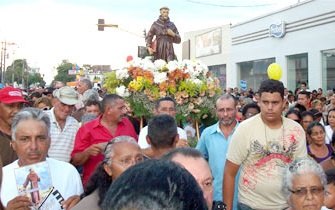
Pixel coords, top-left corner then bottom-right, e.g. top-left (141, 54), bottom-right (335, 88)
top-left (146, 16), bottom-right (181, 62)
top-left (23, 171), bottom-right (41, 204)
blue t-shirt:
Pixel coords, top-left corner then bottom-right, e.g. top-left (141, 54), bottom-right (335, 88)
top-left (196, 121), bottom-right (240, 209)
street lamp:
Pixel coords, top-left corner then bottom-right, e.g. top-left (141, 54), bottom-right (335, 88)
top-left (97, 19), bottom-right (118, 31)
top-left (97, 19), bottom-right (146, 37)
top-left (97, 19), bottom-right (148, 58)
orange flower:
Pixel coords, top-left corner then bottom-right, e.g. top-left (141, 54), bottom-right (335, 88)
top-left (159, 91), bottom-right (167, 98)
top-left (168, 69), bottom-right (190, 82)
top-left (181, 91), bottom-right (189, 98)
top-left (143, 71), bottom-right (154, 84)
top-left (159, 81), bottom-right (168, 91)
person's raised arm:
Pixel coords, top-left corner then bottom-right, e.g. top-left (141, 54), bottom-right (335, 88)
top-left (223, 160), bottom-right (240, 210)
top-left (71, 144), bottom-right (103, 166)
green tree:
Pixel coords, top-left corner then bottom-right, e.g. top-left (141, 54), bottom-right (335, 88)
top-left (5, 59), bottom-right (27, 85)
top-left (28, 72), bottom-right (46, 87)
top-left (5, 59), bottom-right (46, 88)
top-left (53, 60), bottom-right (76, 84)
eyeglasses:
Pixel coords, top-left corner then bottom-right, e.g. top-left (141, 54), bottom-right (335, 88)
top-left (289, 186), bottom-right (324, 197)
top-left (112, 156), bottom-right (144, 168)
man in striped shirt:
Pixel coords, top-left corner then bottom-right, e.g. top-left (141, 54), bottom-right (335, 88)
top-left (46, 86), bottom-right (79, 162)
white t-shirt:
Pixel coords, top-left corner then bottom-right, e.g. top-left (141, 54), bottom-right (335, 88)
top-left (227, 114), bottom-right (307, 209)
top-left (138, 125), bottom-right (187, 149)
top-left (325, 125), bottom-right (333, 144)
top-left (1, 158), bottom-right (83, 210)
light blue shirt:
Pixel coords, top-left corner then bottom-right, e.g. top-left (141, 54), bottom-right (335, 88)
top-left (196, 121), bottom-right (239, 209)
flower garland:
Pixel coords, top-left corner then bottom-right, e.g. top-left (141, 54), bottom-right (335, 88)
top-left (103, 58), bottom-right (222, 122)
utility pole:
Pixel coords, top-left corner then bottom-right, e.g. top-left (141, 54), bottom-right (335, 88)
top-left (0, 41), bottom-right (16, 84)
top-left (0, 42), bottom-right (3, 84)
top-left (3, 43), bottom-right (6, 84)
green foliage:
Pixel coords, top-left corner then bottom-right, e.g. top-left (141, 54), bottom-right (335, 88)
top-left (53, 60), bottom-right (76, 83)
top-left (4, 59), bottom-right (46, 87)
top-left (5, 59), bottom-right (26, 84)
top-left (28, 73), bottom-right (46, 87)
top-left (127, 92), bottom-right (154, 118)
top-left (103, 72), bottom-right (119, 93)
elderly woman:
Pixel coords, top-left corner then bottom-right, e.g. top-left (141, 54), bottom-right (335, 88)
top-left (71, 136), bottom-right (144, 210)
top-left (307, 122), bottom-right (334, 164)
top-left (283, 157), bottom-right (326, 210)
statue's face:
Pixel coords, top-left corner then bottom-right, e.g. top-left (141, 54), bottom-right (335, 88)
top-left (160, 9), bottom-right (169, 20)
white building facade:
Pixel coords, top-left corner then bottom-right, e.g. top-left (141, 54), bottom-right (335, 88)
top-left (183, 24), bottom-right (231, 88)
top-left (183, 0), bottom-right (335, 92)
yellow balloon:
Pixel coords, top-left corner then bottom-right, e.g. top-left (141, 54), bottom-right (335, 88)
top-left (267, 63), bottom-right (282, 80)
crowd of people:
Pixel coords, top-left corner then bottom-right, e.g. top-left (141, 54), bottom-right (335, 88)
top-left (0, 78), bottom-right (335, 210)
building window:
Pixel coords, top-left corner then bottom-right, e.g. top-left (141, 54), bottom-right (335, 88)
top-left (287, 53), bottom-right (308, 92)
top-left (238, 58), bottom-right (275, 91)
top-left (208, 64), bottom-right (226, 89)
top-left (322, 50), bottom-right (335, 91)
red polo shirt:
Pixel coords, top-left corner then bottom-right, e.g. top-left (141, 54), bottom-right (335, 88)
top-left (71, 116), bottom-right (137, 185)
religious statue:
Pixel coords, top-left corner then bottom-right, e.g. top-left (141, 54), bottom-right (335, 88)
top-left (146, 7), bottom-right (181, 62)
top-left (23, 168), bottom-right (41, 205)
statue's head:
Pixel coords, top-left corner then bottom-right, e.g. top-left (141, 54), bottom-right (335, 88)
top-left (160, 7), bottom-right (169, 20)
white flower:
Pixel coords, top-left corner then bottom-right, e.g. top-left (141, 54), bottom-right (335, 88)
top-left (199, 63), bottom-right (209, 76)
top-left (167, 60), bottom-right (179, 72)
top-left (195, 65), bottom-right (204, 74)
top-left (115, 68), bottom-right (129, 80)
top-left (116, 85), bottom-right (130, 97)
top-left (181, 59), bottom-right (192, 67)
top-left (131, 57), bottom-right (143, 68)
top-left (154, 72), bottom-right (167, 84)
top-left (143, 59), bottom-right (156, 72)
top-left (192, 78), bottom-right (203, 85)
top-left (189, 68), bottom-right (201, 79)
top-left (154, 59), bottom-right (167, 70)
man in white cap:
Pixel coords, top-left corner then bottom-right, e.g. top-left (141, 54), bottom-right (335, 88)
top-left (46, 86), bottom-right (80, 162)
top-left (0, 86), bottom-right (27, 166)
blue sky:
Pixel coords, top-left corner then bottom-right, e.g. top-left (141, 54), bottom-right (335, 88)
top-left (0, 0), bottom-right (302, 83)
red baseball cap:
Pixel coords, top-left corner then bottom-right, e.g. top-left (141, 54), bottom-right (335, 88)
top-left (0, 86), bottom-right (28, 104)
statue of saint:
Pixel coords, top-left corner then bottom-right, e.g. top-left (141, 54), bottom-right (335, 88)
top-left (146, 7), bottom-right (181, 62)
top-left (23, 168), bottom-right (41, 205)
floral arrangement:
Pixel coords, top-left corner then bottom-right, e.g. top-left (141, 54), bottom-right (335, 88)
top-left (103, 58), bottom-right (222, 123)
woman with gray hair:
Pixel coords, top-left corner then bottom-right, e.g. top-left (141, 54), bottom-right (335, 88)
top-left (71, 135), bottom-right (144, 210)
top-left (283, 157), bottom-right (326, 210)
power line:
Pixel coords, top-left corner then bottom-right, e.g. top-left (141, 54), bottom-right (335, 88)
top-left (186, 0), bottom-right (274, 8)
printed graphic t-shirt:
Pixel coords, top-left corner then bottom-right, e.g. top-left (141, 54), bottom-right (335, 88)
top-left (227, 114), bottom-right (307, 209)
